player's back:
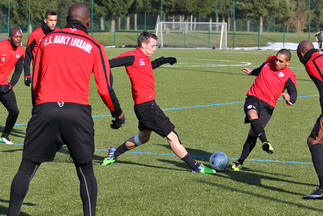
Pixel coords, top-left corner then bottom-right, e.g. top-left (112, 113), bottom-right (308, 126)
top-left (33, 27), bottom-right (108, 106)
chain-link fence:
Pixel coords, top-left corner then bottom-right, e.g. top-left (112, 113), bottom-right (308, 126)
top-left (0, 0), bottom-right (319, 49)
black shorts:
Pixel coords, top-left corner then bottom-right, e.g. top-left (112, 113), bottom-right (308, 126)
top-left (244, 96), bottom-right (274, 127)
top-left (23, 102), bottom-right (94, 164)
top-left (134, 100), bottom-right (174, 137)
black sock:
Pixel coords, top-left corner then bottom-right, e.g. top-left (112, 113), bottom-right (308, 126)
top-left (114, 142), bottom-right (129, 159)
top-left (309, 144), bottom-right (323, 189)
top-left (181, 153), bottom-right (200, 170)
top-left (8, 158), bottom-right (40, 216)
top-left (250, 119), bottom-right (268, 143)
top-left (237, 135), bottom-right (257, 165)
top-left (75, 161), bottom-right (97, 216)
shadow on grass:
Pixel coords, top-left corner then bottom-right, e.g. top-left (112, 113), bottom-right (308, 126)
top-left (0, 127), bottom-right (25, 139)
top-left (0, 198), bottom-right (34, 216)
top-left (197, 178), bottom-right (323, 213)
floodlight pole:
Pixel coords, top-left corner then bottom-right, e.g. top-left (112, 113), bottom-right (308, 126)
top-left (28, 0), bottom-right (31, 36)
top-left (7, 0), bottom-right (11, 35)
top-left (160, 0), bottom-right (163, 22)
top-left (308, 0), bottom-right (311, 40)
top-left (91, 0), bottom-right (93, 36)
top-left (232, 0), bottom-right (235, 49)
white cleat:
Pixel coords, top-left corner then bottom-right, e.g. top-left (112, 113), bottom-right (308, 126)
top-left (1, 137), bottom-right (13, 145)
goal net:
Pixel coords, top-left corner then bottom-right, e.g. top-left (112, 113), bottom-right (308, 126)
top-left (155, 21), bottom-right (227, 49)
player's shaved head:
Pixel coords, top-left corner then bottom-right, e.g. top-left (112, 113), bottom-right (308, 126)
top-left (297, 40), bottom-right (314, 55)
top-left (67, 3), bottom-right (90, 28)
top-left (9, 28), bottom-right (22, 37)
top-left (297, 40), bottom-right (315, 64)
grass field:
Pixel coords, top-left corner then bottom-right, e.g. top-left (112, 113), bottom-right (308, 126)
top-left (0, 48), bottom-right (323, 215)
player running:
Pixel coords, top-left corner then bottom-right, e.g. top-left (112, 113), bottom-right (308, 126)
top-left (101, 31), bottom-right (216, 174)
top-left (232, 49), bottom-right (297, 171)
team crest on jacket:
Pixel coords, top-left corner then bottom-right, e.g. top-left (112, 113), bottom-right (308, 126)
top-left (278, 72), bottom-right (284, 78)
top-left (139, 58), bottom-right (145, 66)
top-left (16, 54), bottom-right (20, 59)
top-left (1, 57), bottom-right (5, 62)
top-left (57, 102), bottom-right (64, 107)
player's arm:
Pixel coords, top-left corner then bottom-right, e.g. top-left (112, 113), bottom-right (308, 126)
top-left (94, 45), bottom-right (124, 128)
top-left (108, 56), bottom-right (135, 68)
top-left (246, 62), bottom-right (266, 76)
top-left (9, 56), bottom-right (24, 87)
top-left (151, 56), bottom-right (177, 69)
top-left (24, 38), bottom-right (36, 86)
top-left (283, 77), bottom-right (297, 105)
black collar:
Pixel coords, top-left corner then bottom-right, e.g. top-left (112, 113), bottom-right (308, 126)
top-left (41, 21), bottom-right (55, 35)
top-left (303, 49), bottom-right (318, 64)
top-left (65, 19), bottom-right (88, 34)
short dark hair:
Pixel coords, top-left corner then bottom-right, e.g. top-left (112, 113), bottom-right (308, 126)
top-left (45, 9), bottom-right (57, 19)
top-left (137, 31), bottom-right (157, 47)
top-left (277, 48), bottom-right (291, 61)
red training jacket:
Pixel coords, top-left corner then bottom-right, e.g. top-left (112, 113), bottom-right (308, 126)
top-left (0, 40), bottom-right (24, 85)
top-left (247, 56), bottom-right (297, 107)
top-left (116, 48), bottom-right (155, 105)
top-left (32, 26), bottom-right (121, 116)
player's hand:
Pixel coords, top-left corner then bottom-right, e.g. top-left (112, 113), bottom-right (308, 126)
top-left (165, 57), bottom-right (177, 65)
top-left (110, 114), bottom-right (125, 129)
top-left (241, 67), bottom-right (252, 75)
top-left (0, 84), bottom-right (11, 94)
top-left (24, 77), bottom-right (32, 86)
top-left (281, 93), bottom-right (292, 105)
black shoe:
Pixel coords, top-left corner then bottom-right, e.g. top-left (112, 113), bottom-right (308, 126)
top-left (302, 188), bottom-right (323, 199)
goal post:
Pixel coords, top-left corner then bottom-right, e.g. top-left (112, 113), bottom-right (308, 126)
top-left (155, 21), bottom-right (227, 49)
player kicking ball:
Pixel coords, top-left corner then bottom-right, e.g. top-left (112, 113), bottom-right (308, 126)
top-left (101, 31), bottom-right (215, 174)
top-left (232, 49), bottom-right (297, 171)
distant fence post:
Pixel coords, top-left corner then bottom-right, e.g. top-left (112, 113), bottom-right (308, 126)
top-left (257, 26), bottom-right (260, 50)
top-left (283, 26), bottom-right (285, 48)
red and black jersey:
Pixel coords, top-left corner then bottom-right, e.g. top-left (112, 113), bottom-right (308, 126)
top-left (0, 40), bottom-right (24, 86)
top-left (109, 48), bottom-right (156, 105)
top-left (24, 23), bottom-right (58, 78)
top-left (32, 20), bottom-right (122, 117)
top-left (247, 55), bottom-right (297, 107)
top-left (303, 49), bottom-right (323, 113)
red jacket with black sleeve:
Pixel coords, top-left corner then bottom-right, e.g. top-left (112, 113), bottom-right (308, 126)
top-left (24, 22), bottom-right (58, 80)
top-left (109, 48), bottom-right (167, 105)
top-left (32, 20), bottom-right (122, 117)
top-left (247, 55), bottom-right (297, 108)
top-left (0, 40), bottom-right (24, 87)
top-left (303, 49), bottom-right (323, 114)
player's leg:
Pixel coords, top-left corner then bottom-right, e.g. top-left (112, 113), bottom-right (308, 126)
top-left (102, 129), bottom-right (152, 166)
top-left (0, 90), bottom-right (19, 144)
top-left (303, 117), bottom-right (323, 199)
top-left (232, 129), bottom-right (258, 171)
top-left (166, 131), bottom-right (215, 173)
top-left (8, 158), bottom-right (41, 216)
top-left (75, 161), bottom-right (97, 216)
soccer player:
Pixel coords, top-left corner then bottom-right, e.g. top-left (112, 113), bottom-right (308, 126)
top-left (297, 40), bottom-right (323, 199)
top-left (23, 9), bottom-right (58, 86)
top-left (232, 49), bottom-right (297, 171)
top-left (8, 3), bottom-right (124, 216)
top-left (0, 28), bottom-right (24, 145)
top-left (315, 29), bottom-right (323, 53)
top-left (101, 31), bottom-right (216, 174)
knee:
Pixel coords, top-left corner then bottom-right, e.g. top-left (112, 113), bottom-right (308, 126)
top-left (247, 110), bottom-right (258, 120)
top-left (307, 137), bottom-right (316, 147)
top-left (9, 108), bottom-right (19, 117)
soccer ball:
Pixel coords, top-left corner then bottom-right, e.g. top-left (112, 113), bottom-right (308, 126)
top-left (209, 152), bottom-right (229, 171)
